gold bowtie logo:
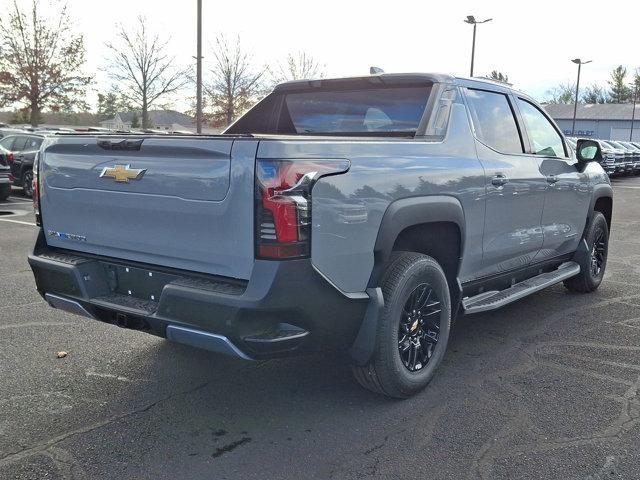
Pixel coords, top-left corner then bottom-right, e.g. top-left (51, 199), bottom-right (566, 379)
top-left (99, 164), bottom-right (146, 183)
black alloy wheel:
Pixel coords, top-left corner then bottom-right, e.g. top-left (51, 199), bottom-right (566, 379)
top-left (398, 283), bottom-right (441, 372)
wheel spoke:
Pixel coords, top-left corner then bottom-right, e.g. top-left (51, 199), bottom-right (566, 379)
top-left (398, 281), bottom-right (442, 372)
top-left (415, 287), bottom-right (432, 311)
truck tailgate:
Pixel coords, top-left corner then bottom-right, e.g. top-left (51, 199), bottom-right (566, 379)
top-left (39, 136), bottom-right (256, 280)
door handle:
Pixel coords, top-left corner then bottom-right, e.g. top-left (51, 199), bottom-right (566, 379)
top-left (491, 174), bottom-right (509, 187)
top-left (546, 175), bottom-right (558, 184)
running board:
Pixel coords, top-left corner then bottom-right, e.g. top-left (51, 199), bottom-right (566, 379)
top-left (462, 261), bottom-right (580, 315)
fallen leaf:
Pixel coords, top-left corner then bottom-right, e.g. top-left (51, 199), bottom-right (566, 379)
top-left (56, 351), bottom-right (68, 359)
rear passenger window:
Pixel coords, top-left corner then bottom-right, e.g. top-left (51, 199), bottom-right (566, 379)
top-left (516, 99), bottom-right (566, 157)
top-left (24, 137), bottom-right (42, 150)
top-left (11, 137), bottom-right (28, 152)
top-left (466, 89), bottom-right (523, 154)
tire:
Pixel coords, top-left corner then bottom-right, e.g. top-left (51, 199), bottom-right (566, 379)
top-left (22, 169), bottom-right (33, 198)
top-left (563, 211), bottom-right (609, 293)
top-left (0, 184), bottom-right (10, 201)
top-left (352, 252), bottom-right (451, 398)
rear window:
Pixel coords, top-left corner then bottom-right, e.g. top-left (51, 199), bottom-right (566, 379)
top-left (227, 85), bottom-right (431, 136)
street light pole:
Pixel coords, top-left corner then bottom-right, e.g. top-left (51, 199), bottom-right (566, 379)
top-left (196, 0), bottom-right (203, 134)
top-left (631, 84), bottom-right (637, 142)
top-left (571, 58), bottom-right (591, 136)
top-left (464, 16), bottom-right (492, 77)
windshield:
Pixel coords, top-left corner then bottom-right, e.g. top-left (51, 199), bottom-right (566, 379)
top-left (226, 84), bottom-right (432, 137)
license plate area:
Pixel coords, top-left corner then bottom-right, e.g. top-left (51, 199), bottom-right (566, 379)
top-left (101, 262), bottom-right (178, 302)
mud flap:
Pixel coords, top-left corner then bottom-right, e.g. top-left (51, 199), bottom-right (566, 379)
top-left (348, 287), bottom-right (384, 366)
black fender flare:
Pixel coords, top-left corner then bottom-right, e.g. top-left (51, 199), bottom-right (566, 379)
top-left (588, 183), bottom-right (613, 224)
top-left (350, 196), bottom-right (466, 366)
top-left (366, 195), bottom-right (466, 289)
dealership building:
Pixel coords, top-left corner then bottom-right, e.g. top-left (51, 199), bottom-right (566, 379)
top-left (543, 103), bottom-right (640, 141)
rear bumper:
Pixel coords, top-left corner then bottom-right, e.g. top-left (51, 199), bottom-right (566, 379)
top-left (28, 231), bottom-right (369, 360)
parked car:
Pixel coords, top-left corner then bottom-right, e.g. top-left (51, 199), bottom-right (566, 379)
top-left (618, 141), bottom-right (640, 173)
top-left (604, 140), bottom-right (634, 174)
top-left (598, 140), bottom-right (626, 175)
top-left (28, 74), bottom-right (613, 398)
top-left (0, 128), bottom-right (25, 139)
top-left (0, 145), bottom-right (11, 201)
top-left (0, 133), bottom-right (45, 197)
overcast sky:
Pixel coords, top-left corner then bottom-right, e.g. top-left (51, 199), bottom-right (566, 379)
top-left (24, 0), bottom-right (640, 109)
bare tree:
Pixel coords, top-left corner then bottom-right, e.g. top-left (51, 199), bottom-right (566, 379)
top-left (545, 82), bottom-right (576, 104)
top-left (0, 0), bottom-right (91, 126)
top-left (272, 51), bottom-right (325, 84)
top-left (105, 16), bottom-right (186, 128)
top-left (205, 35), bottom-right (265, 127)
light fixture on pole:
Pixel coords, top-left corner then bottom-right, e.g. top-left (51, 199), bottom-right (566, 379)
top-left (464, 16), bottom-right (492, 77)
top-left (571, 58), bottom-right (591, 136)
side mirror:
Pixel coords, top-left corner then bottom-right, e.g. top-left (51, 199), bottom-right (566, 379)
top-left (576, 139), bottom-right (602, 163)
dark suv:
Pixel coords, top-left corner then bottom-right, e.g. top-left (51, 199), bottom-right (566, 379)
top-left (0, 133), bottom-right (44, 197)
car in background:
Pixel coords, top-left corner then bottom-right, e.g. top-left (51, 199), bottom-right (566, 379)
top-left (618, 141), bottom-right (640, 173)
top-left (0, 133), bottom-right (45, 197)
top-left (0, 145), bottom-right (11, 201)
top-left (605, 140), bottom-right (635, 174)
top-left (0, 128), bottom-right (25, 139)
top-left (599, 140), bottom-right (627, 175)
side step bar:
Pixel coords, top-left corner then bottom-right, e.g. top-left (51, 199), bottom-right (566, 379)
top-left (462, 261), bottom-right (580, 315)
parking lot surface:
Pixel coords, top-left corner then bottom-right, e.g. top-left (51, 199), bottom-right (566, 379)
top-left (1, 179), bottom-right (639, 480)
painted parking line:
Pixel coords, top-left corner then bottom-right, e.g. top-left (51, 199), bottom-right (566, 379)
top-left (614, 185), bottom-right (640, 189)
top-left (0, 218), bottom-right (36, 226)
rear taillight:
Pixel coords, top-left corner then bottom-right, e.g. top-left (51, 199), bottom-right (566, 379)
top-left (33, 152), bottom-right (41, 226)
top-left (6, 152), bottom-right (13, 164)
top-left (255, 159), bottom-right (349, 259)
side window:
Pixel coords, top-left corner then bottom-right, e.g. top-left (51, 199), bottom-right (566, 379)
top-left (0, 136), bottom-right (15, 150)
top-left (516, 98), bottom-right (566, 157)
top-left (465, 89), bottom-right (523, 154)
top-left (11, 136), bottom-right (28, 152)
top-left (24, 137), bottom-right (43, 150)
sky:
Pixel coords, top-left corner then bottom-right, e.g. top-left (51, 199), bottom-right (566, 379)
top-left (15, 0), bottom-right (640, 110)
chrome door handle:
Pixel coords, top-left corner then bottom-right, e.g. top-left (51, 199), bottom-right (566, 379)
top-left (546, 175), bottom-right (558, 184)
top-left (491, 174), bottom-right (508, 187)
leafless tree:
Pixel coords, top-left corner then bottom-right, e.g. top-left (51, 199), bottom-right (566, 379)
top-left (272, 51), bottom-right (326, 84)
top-left (204, 35), bottom-right (266, 127)
top-left (105, 16), bottom-right (187, 128)
top-left (545, 82), bottom-right (576, 104)
top-left (0, 0), bottom-right (91, 126)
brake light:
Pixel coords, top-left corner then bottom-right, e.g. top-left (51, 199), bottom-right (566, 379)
top-left (6, 152), bottom-right (13, 164)
top-left (255, 159), bottom-right (349, 259)
top-left (33, 153), bottom-right (41, 226)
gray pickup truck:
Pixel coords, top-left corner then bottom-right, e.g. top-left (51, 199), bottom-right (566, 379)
top-left (28, 74), bottom-right (612, 398)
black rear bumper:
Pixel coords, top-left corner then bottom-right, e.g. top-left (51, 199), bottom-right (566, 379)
top-left (28, 231), bottom-right (370, 360)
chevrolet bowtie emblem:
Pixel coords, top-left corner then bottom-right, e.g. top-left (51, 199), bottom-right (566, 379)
top-left (99, 164), bottom-right (147, 183)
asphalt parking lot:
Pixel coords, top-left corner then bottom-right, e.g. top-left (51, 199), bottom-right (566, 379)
top-left (1, 179), bottom-right (640, 480)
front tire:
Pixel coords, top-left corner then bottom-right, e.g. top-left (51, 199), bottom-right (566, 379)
top-left (564, 211), bottom-right (609, 293)
top-left (352, 252), bottom-right (451, 398)
top-left (22, 170), bottom-right (33, 198)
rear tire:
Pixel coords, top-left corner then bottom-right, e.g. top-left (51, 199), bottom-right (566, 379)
top-left (22, 170), bottom-right (33, 198)
top-left (0, 184), bottom-right (10, 201)
top-left (352, 252), bottom-right (451, 398)
top-left (564, 211), bottom-right (609, 293)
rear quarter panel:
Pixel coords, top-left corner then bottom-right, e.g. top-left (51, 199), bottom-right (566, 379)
top-left (257, 102), bottom-right (485, 293)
